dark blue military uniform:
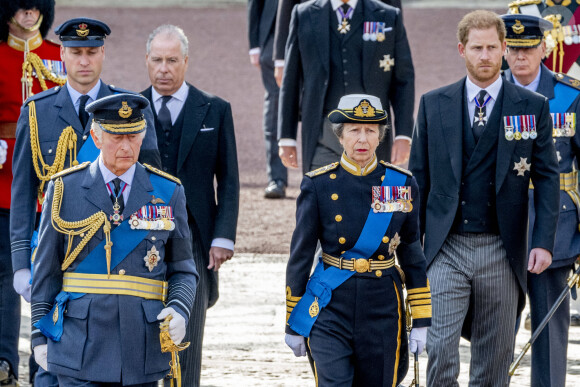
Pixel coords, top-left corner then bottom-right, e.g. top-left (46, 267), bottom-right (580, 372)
top-left (286, 153), bottom-right (431, 386)
top-left (503, 13), bottom-right (579, 387)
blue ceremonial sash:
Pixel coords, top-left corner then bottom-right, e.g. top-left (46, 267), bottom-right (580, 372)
top-left (550, 83), bottom-right (580, 113)
top-left (288, 167), bottom-right (406, 337)
top-left (35, 172), bottom-right (176, 341)
top-left (76, 134), bottom-right (100, 163)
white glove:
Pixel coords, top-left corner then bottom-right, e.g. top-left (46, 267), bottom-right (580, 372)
top-left (13, 268), bottom-right (32, 302)
top-left (285, 334), bottom-right (306, 357)
top-left (34, 344), bottom-right (48, 371)
top-left (157, 307), bottom-right (186, 345)
top-left (409, 327), bottom-right (428, 355)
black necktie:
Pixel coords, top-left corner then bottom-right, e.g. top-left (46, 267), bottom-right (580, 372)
top-left (341, 2), bottom-right (351, 15)
top-left (110, 177), bottom-right (125, 214)
top-left (157, 96), bottom-right (172, 135)
top-left (473, 90), bottom-right (488, 141)
top-left (79, 95), bottom-right (90, 128)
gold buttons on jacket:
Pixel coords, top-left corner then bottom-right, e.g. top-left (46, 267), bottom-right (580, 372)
top-left (375, 270), bottom-right (383, 278)
top-left (330, 174), bottom-right (337, 179)
top-left (382, 236), bottom-right (389, 243)
top-left (341, 251), bottom-right (346, 255)
top-left (339, 237), bottom-right (346, 244)
top-left (119, 269), bottom-right (126, 276)
top-left (335, 215), bottom-right (342, 222)
top-left (332, 194), bottom-right (339, 200)
top-left (381, 176), bottom-right (385, 181)
top-left (377, 255), bottom-right (385, 261)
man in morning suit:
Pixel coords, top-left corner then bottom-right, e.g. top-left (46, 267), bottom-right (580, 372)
top-left (502, 14), bottom-right (580, 387)
top-left (0, 1), bottom-right (62, 385)
top-left (30, 93), bottom-right (198, 386)
top-left (248, 0), bottom-right (288, 198)
top-left (143, 24), bottom-right (240, 387)
top-left (278, 0), bottom-right (414, 174)
top-left (408, 10), bottom-right (560, 386)
top-left (272, 0), bottom-right (401, 86)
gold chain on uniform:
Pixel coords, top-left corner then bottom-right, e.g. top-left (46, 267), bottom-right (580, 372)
top-left (51, 177), bottom-right (113, 274)
top-left (22, 52), bottom-right (66, 99)
top-left (29, 100), bottom-right (79, 203)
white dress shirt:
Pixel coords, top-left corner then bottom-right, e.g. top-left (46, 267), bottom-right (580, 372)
top-left (67, 80), bottom-right (101, 115)
top-left (512, 66), bottom-right (542, 92)
top-left (98, 155), bottom-right (136, 205)
top-left (465, 75), bottom-right (503, 126)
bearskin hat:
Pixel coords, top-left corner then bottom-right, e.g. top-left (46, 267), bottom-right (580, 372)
top-left (0, 0), bottom-right (55, 41)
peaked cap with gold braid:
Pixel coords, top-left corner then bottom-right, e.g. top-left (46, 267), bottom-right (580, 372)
top-left (85, 93), bottom-right (149, 135)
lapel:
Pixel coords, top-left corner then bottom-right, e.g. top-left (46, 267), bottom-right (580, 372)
top-left (123, 164), bottom-right (154, 218)
top-left (536, 63), bottom-right (555, 100)
top-left (55, 84), bottom-right (84, 135)
top-left (362, 0), bottom-right (380, 81)
top-left (439, 78), bottom-right (465, 187)
top-left (495, 79), bottom-right (527, 193)
top-left (311, 0), bottom-right (330, 73)
top-left (82, 161), bottom-right (115, 215)
top-left (177, 84), bottom-right (210, 172)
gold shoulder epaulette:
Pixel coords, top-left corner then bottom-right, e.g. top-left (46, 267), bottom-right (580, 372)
top-left (144, 163), bottom-right (182, 185)
top-left (305, 162), bottom-right (339, 178)
top-left (507, 0), bottom-right (541, 13)
top-left (554, 73), bottom-right (580, 91)
top-left (51, 161), bottom-right (90, 180)
top-left (380, 160), bottom-right (412, 176)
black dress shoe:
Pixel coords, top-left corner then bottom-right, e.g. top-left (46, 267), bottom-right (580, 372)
top-left (0, 360), bottom-right (16, 386)
top-left (572, 313), bottom-right (580, 327)
top-left (264, 180), bottom-right (286, 199)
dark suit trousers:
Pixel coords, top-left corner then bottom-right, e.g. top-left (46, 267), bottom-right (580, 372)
top-left (260, 37), bottom-right (287, 185)
top-left (426, 233), bottom-right (519, 387)
top-left (528, 265), bottom-right (572, 387)
top-left (0, 210), bottom-right (19, 378)
top-left (57, 374), bottom-right (156, 387)
top-left (171, 225), bottom-right (209, 387)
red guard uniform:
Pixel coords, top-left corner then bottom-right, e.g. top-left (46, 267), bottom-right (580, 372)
top-left (0, 31), bottom-right (64, 210)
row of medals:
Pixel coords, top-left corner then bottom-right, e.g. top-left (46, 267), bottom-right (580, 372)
top-left (372, 199), bottom-right (413, 213)
top-left (505, 126), bottom-right (537, 141)
top-left (129, 215), bottom-right (176, 231)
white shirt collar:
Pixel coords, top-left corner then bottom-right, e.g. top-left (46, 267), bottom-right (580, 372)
top-left (465, 75), bottom-right (502, 103)
top-left (512, 66), bottom-right (542, 92)
top-left (151, 82), bottom-right (189, 104)
top-left (66, 80), bottom-right (101, 108)
top-left (331, 0), bottom-right (358, 11)
top-left (98, 155), bottom-right (136, 186)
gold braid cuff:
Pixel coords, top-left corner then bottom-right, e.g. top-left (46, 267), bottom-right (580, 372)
top-left (51, 177), bottom-right (113, 275)
top-left (160, 314), bottom-right (190, 387)
top-left (22, 52), bottom-right (66, 100)
top-left (29, 101), bottom-right (78, 204)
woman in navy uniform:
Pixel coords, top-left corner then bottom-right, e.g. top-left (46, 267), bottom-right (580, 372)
top-left (284, 94), bottom-right (431, 386)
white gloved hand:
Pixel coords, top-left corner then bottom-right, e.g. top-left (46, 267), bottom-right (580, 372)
top-left (157, 307), bottom-right (186, 345)
top-left (285, 334), bottom-right (306, 357)
top-left (409, 327), bottom-right (428, 355)
top-left (34, 344), bottom-right (48, 371)
top-left (13, 268), bottom-right (32, 302)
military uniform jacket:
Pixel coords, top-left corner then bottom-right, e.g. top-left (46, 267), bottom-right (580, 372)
top-left (409, 77), bottom-right (560, 312)
top-left (30, 161), bottom-right (198, 385)
top-left (10, 81), bottom-right (162, 273)
top-left (142, 84), bottom-right (239, 307)
top-left (278, 0), bottom-right (414, 173)
top-left (505, 64), bottom-right (580, 266)
top-left (0, 35), bottom-right (63, 210)
top-left (286, 155), bottom-right (431, 335)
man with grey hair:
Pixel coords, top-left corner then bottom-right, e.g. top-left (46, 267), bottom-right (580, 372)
top-left (142, 24), bottom-right (240, 386)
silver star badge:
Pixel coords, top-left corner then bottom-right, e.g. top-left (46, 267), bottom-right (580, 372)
top-left (388, 232), bottom-right (401, 255)
top-left (144, 246), bottom-right (160, 272)
top-left (513, 157), bottom-right (531, 176)
top-left (379, 55), bottom-right (395, 72)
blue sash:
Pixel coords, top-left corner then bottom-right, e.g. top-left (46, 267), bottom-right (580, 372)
top-left (550, 82), bottom-right (580, 113)
top-left (35, 172), bottom-right (176, 341)
top-left (76, 134), bottom-right (100, 163)
top-left (288, 167), bottom-right (406, 337)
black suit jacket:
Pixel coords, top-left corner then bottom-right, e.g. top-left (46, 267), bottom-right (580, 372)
top-left (409, 77), bottom-right (560, 306)
top-left (273, 0), bottom-right (402, 61)
top-left (248, 0), bottom-right (278, 50)
top-left (278, 0), bottom-right (414, 172)
top-left (142, 83), bottom-right (240, 306)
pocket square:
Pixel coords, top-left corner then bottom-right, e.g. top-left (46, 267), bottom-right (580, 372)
top-left (200, 127), bottom-right (214, 132)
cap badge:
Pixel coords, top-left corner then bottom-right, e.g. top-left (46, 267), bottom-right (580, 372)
top-left (76, 23), bottom-right (90, 38)
top-left (118, 101), bottom-right (132, 118)
top-left (354, 99), bottom-right (376, 118)
top-left (513, 20), bottom-right (525, 35)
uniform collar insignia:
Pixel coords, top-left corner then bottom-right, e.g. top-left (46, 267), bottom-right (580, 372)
top-left (7, 31), bottom-right (43, 52)
top-left (340, 152), bottom-right (377, 176)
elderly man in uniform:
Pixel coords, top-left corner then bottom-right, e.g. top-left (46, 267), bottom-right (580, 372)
top-left (0, 1), bottom-right (62, 385)
top-left (30, 93), bottom-right (198, 387)
top-left (502, 14), bottom-right (580, 387)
